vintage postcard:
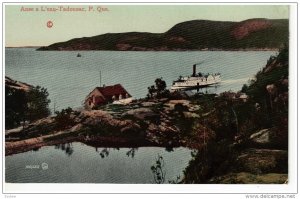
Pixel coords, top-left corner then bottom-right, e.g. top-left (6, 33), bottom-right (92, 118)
top-left (3, 2), bottom-right (294, 193)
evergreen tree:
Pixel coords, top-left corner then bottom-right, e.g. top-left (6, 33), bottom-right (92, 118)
top-left (5, 84), bottom-right (51, 129)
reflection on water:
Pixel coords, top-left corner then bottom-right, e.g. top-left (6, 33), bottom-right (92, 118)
top-left (99, 148), bottom-right (110, 158)
top-left (53, 144), bottom-right (163, 160)
top-left (151, 154), bottom-right (166, 184)
top-left (78, 147), bottom-right (138, 159)
top-left (54, 143), bottom-right (74, 156)
top-left (126, 148), bottom-right (138, 158)
top-left (6, 142), bottom-right (193, 183)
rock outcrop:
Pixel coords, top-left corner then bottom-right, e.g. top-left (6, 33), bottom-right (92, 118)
top-left (5, 76), bottom-right (33, 92)
top-left (235, 148), bottom-right (288, 174)
top-left (210, 172), bottom-right (288, 184)
top-left (250, 129), bottom-right (272, 144)
top-left (122, 108), bottom-right (158, 120)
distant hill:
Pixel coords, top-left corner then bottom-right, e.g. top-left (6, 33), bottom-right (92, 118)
top-left (38, 18), bottom-right (288, 51)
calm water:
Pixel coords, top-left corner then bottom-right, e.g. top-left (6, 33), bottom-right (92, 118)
top-left (5, 48), bottom-right (276, 111)
top-left (5, 48), bottom-right (276, 183)
top-left (5, 143), bottom-right (193, 183)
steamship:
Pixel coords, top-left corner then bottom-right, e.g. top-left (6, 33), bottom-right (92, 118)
top-left (171, 64), bottom-right (221, 90)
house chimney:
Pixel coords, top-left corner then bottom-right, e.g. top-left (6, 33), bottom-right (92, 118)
top-left (193, 64), bottom-right (196, 77)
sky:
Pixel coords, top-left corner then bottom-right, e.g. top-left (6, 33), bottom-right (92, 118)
top-left (5, 5), bottom-right (289, 47)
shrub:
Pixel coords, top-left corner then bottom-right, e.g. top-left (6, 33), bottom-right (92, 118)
top-left (54, 107), bottom-right (74, 129)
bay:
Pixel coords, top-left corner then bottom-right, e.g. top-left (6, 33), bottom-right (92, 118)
top-left (5, 48), bottom-right (277, 183)
top-left (5, 143), bottom-right (193, 183)
top-left (5, 48), bottom-right (276, 111)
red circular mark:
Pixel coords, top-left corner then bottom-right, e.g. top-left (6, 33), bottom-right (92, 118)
top-left (47, 21), bottom-right (53, 28)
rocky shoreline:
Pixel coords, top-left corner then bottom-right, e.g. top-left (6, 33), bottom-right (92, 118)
top-left (5, 94), bottom-right (288, 184)
top-left (5, 94), bottom-right (288, 183)
top-left (5, 45), bottom-right (289, 183)
top-left (5, 98), bottom-right (204, 156)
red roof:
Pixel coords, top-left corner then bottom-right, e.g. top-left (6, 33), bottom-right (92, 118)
top-left (96, 84), bottom-right (131, 99)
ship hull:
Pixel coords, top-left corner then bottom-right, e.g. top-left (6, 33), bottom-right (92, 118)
top-left (171, 75), bottom-right (221, 91)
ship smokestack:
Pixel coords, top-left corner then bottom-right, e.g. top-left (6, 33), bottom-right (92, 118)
top-left (193, 64), bottom-right (196, 77)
